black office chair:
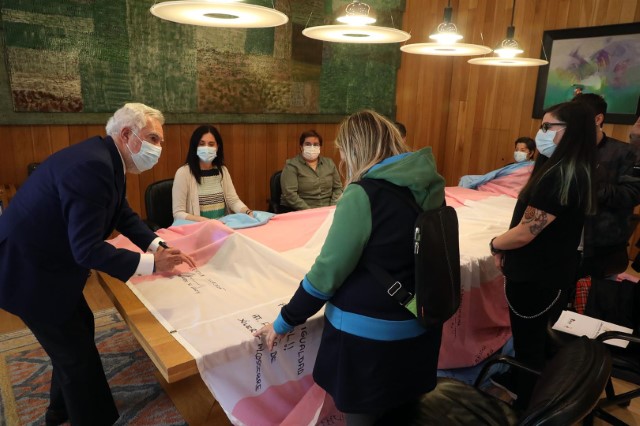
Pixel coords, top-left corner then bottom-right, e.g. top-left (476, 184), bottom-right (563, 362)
top-left (377, 336), bottom-right (611, 426)
top-left (578, 276), bottom-right (640, 425)
top-left (588, 331), bottom-right (640, 426)
top-left (268, 170), bottom-right (282, 213)
top-left (144, 179), bottom-right (174, 231)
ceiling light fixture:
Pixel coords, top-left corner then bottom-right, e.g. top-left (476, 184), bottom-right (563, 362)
top-left (468, 0), bottom-right (548, 67)
top-left (429, 1), bottom-right (462, 44)
top-left (336, 1), bottom-right (376, 26)
top-left (150, 1), bottom-right (289, 28)
top-left (400, 0), bottom-right (491, 57)
top-left (302, 1), bottom-right (410, 44)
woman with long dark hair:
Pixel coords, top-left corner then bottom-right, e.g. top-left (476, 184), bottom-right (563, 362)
top-left (489, 101), bottom-right (596, 406)
top-left (172, 125), bottom-right (252, 222)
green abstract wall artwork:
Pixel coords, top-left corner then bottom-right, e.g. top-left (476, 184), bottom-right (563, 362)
top-left (0, 0), bottom-right (405, 124)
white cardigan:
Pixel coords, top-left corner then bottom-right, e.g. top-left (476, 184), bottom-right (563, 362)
top-left (172, 164), bottom-right (249, 220)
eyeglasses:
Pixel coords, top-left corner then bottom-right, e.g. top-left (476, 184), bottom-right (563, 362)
top-left (540, 122), bottom-right (566, 133)
top-left (303, 142), bottom-right (321, 147)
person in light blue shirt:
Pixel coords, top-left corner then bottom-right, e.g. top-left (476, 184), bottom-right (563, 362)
top-left (459, 137), bottom-right (536, 189)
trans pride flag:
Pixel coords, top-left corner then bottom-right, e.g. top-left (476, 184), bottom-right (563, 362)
top-left (110, 190), bottom-right (513, 425)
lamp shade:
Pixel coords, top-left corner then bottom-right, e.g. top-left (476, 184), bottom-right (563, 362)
top-left (468, 1), bottom-right (548, 67)
top-left (467, 57), bottom-right (548, 66)
top-left (401, 42), bottom-right (492, 56)
top-left (401, 2), bottom-right (490, 57)
top-left (303, 24), bottom-right (410, 44)
top-left (150, 1), bottom-right (289, 28)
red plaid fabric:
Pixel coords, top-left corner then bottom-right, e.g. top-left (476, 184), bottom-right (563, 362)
top-left (574, 276), bottom-right (592, 314)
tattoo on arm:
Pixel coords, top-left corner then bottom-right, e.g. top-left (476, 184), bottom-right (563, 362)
top-left (521, 206), bottom-right (548, 236)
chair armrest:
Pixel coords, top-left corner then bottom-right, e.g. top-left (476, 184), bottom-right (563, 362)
top-left (596, 331), bottom-right (640, 345)
top-left (474, 355), bottom-right (542, 388)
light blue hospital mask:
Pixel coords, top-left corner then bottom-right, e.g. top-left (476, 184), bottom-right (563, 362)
top-left (513, 151), bottom-right (528, 162)
top-left (535, 129), bottom-right (558, 158)
top-left (128, 132), bottom-right (162, 172)
top-left (197, 146), bottom-right (217, 163)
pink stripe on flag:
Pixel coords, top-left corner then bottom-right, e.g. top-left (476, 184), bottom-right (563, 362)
top-left (109, 220), bottom-right (236, 284)
top-left (438, 274), bottom-right (511, 369)
top-left (237, 207), bottom-right (333, 252)
top-left (477, 164), bottom-right (533, 198)
top-left (231, 375), bottom-right (315, 425)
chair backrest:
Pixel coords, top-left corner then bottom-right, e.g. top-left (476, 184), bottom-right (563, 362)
top-left (145, 179), bottom-right (174, 230)
top-left (519, 336), bottom-right (612, 426)
top-left (269, 171), bottom-right (282, 213)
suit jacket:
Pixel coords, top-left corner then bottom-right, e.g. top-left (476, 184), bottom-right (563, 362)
top-left (0, 136), bottom-right (157, 323)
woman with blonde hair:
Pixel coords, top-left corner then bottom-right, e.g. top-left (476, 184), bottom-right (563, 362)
top-left (255, 110), bottom-right (445, 424)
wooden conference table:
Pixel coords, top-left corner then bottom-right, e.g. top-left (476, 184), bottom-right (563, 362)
top-left (97, 271), bottom-right (232, 425)
top-left (97, 271), bottom-right (197, 383)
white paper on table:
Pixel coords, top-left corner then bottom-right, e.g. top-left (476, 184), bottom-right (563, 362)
top-left (552, 310), bottom-right (634, 348)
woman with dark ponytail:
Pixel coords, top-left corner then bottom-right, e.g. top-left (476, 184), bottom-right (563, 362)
top-left (489, 101), bottom-right (596, 407)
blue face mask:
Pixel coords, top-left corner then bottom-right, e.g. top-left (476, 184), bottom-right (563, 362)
top-left (128, 132), bottom-right (162, 172)
top-left (535, 129), bottom-right (558, 158)
top-left (197, 146), bottom-right (217, 163)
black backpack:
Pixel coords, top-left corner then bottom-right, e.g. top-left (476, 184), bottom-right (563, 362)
top-left (359, 178), bottom-right (461, 327)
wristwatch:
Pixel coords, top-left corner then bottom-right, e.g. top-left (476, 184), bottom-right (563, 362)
top-left (489, 237), bottom-right (502, 255)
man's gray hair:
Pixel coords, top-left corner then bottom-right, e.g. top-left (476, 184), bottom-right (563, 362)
top-left (105, 103), bottom-right (165, 137)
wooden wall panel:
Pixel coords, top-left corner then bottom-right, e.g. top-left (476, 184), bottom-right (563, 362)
top-left (397, 0), bottom-right (638, 185)
top-left (397, 0), bottom-right (640, 258)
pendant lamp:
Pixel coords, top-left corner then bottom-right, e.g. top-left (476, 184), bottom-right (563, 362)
top-left (468, 0), bottom-right (547, 66)
top-left (302, 1), bottom-right (410, 44)
top-left (401, 0), bottom-right (491, 56)
top-left (150, 1), bottom-right (289, 28)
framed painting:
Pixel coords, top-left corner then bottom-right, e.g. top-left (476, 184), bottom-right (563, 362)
top-left (533, 22), bottom-right (640, 124)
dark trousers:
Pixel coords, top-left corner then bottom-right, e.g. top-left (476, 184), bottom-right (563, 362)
top-left (505, 278), bottom-right (568, 408)
top-left (22, 297), bottom-right (119, 426)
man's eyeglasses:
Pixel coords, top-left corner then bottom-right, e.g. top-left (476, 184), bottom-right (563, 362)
top-left (303, 142), bottom-right (321, 147)
top-left (540, 122), bottom-right (566, 133)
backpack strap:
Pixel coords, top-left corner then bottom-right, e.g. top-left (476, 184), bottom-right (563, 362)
top-left (366, 261), bottom-right (415, 307)
top-left (355, 179), bottom-right (421, 309)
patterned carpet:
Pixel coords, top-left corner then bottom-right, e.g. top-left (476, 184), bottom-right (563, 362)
top-left (0, 309), bottom-right (186, 426)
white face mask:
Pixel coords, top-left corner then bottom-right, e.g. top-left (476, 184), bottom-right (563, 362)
top-left (514, 151), bottom-right (528, 162)
top-left (535, 129), bottom-right (558, 158)
top-left (302, 146), bottom-right (320, 161)
top-left (197, 146), bottom-right (217, 163)
top-left (128, 132), bottom-right (162, 173)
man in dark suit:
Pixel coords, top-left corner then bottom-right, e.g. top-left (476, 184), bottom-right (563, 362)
top-left (0, 103), bottom-right (195, 425)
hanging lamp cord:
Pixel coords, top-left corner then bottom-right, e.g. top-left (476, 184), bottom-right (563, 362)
top-left (510, 0), bottom-right (516, 26)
